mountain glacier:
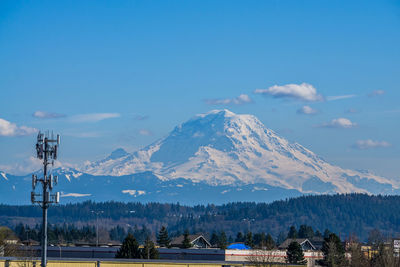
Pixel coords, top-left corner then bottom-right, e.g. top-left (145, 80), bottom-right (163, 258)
top-left (82, 109), bottom-right (398, 195)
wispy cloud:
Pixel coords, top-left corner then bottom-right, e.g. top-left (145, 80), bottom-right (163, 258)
top-left (205, 94), bottom-right (253, 105)
top-left (139, 129), bottom-right (152, 136)
top-left (70, 113), bottom-right (120, 123)
top-left (254, 83), bottom-right (323, 102)
top-left (134, 115), bottom-right (149, 121)
top-left (0, 118), bottom-right (37, 136)
top-left (297, 105), bottom-right (318, 115)
top-left (353, 139), bottom-right (391, 150)
top-left (368, 90), bottom-right (385, 97)
top-left (0, 156), bottom-right (42, 175)
top-left (61, 193), bottom-right (92, 197)
top-left (345, 108), bottom-right (358, 114)
top-left (327, 94), bottom-right (357, 101)
top-left (33, 111), bottom-right (66, 119)
top-left (319, 118), bottom-right (357, 128)
top-left (65, 132), bottom-right (101, 138)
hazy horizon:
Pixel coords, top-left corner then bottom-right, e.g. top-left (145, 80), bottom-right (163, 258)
top-left (1, 0), bottom-right (399, 181)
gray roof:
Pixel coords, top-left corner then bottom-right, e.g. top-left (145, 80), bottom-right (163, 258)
top-left (278, 238), bottom-right (316, 250)
top-left (171, 234), bottom-right (211, 247)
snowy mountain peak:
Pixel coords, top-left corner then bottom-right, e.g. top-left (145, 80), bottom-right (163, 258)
top-left (197, 109), bottom-right (236, 118)
top-left (81, 110), bottom-right (398, 195)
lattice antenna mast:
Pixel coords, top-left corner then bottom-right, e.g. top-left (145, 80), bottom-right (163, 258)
top-left (31, 131), bottom-right (60, 267)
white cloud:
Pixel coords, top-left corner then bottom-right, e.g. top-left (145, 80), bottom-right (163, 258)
top-left (139, 129), bottom-right (152, 136)
top-left (61, 193), bottom-right (92, 197)
top-left (33, 111), bottom-right (65, 119)
top-left (297, 105), bottom-right (318, 115)
top-left (205, 94), bottom-right (253, 105)
top-left (122, 190), bottom-right (146, 197)
top-left (353, 139), bottom-right (391, 150)
top-left (254, 83), bottom-right (323, 102)
top-left (368, 90), bottom-right (385, 97)
top-left (0, 118), bottom-right (37, 136)
top-left (0, 157), bottom-right (71, 176)
top-left (327, 94), bottom-right (357, 101)
top-left (0, 156), bottom-right (42, 175)
top-left (319, 118), bottom-right (357, 128)
top-left (70, 113), bottom-right (120, 123)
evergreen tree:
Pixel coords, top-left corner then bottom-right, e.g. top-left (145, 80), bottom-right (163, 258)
top-left (265, 233), bottom-right (276, 250)
top-left (235, 232), bottom-right (244, 242)
top-left (217, 231), bottom-right (227, 249)
top-left (142, 236), bottom-right (159, 259)
top-left (137, 225), bottom-right (150, 244)
top-left (157, 226), bottom-right (171, 248)
top-left (245, 232), bottom-right (254, 248)
top-left (298, 225), bottom-right (314, 239)
top-left (228, 235), bottom-right (233, 244)
top-left (14, 223), bottom-right (25, 241)
top-left (181, 229), bottom-right (192, 248)
top-left (254, 232), bottom-right (266, 248)
top-left (7, 194), bottom-right (400, 246)
top-left (110, 225), bottom-right (126, 242)
top-left (323, 229), bottom-right (332, 239)
top-left (287, 241), bottom-right (307, 265)
top-left (210, 231), bottom-right (219, 247)
top-left (276, 232), bottom-right (286, 245)
top-left (315, 230), bottom-right (323, 238)
top-left (321, 233), bottom-right (346, 267)
top-left (287, 226), bottom-right (298, 239)
top-left (115, 233), bottom-right (141, 259)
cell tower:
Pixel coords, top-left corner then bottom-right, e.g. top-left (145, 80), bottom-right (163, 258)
top-left (31, 131), bottom-right (60, 267)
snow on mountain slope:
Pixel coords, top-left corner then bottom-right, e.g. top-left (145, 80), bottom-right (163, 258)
top-left (81, 109), bottom-right (398, 194)
top-left (0, 172), bottom-right (8, 181)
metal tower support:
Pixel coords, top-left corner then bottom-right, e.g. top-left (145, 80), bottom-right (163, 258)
top-left (31, 131), bottom-right (60, 267)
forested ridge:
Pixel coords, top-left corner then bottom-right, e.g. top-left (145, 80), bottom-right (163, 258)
top-left (1, 193), bottom-right (399, 241)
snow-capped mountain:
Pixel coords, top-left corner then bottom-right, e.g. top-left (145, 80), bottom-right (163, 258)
top-left (1, 109), bottom-right (398, 205)
top-left (82, 109), bottom-right (398, 195)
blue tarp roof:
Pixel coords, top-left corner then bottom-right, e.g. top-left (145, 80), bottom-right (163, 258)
top-left (227, 243), bottom-right (250, 250)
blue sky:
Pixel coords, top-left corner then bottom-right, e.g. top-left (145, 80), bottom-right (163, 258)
top-left (0, 0), bottom-right (399, 180)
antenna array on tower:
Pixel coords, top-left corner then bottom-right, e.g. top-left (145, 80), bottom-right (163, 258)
top-left (31, 131), bottom-right (61, 267)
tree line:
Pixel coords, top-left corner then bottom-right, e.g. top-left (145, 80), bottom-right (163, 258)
top-left (4, 223), bottom-right (400, 266)
top-left (12, 222), bottom-right (325, 248)
top-left (2, 193), bottom-right (400, 241)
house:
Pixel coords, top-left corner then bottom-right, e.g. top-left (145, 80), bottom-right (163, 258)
top-left (278, 238), bottom-right (316, 251)
top-left (309, 236), bottom-right (324, 250)
top-left (21, 239), bottom-right (40, 246)
top-left (170, 234), bottom-right (211, 248)
top-left (3, 237), bottom-right (19, 245)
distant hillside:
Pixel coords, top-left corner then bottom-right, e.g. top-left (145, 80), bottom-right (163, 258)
top-left (0, 193), bottom-right (399, 241)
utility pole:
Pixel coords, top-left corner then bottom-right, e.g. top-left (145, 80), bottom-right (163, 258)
top-left (91, 210), bottom-right (104, 247)
top-left (31, 131), bottom-right (60, 267)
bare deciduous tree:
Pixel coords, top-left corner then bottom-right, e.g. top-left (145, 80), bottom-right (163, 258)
top-left (246, 249), bottom-right (285, 267)
top-left (370, 243), bottom-right (400, 267)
